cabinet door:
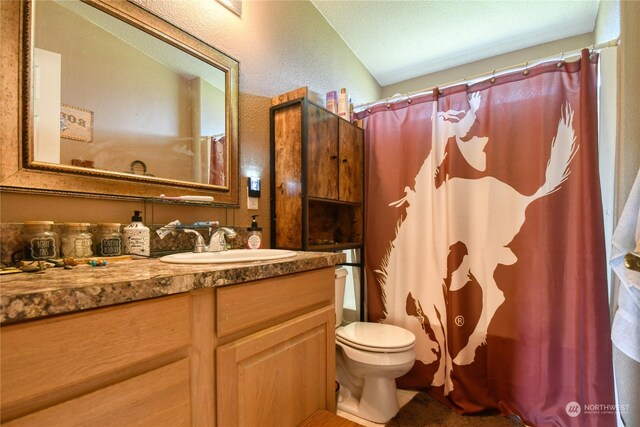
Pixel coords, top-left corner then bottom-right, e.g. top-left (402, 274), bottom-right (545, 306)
top-left (338, 119), bottom-right (363, 203)
top-left (217, 306), bottom-right (336, 427)
top-left (307, 103), bottom-right (338, 200)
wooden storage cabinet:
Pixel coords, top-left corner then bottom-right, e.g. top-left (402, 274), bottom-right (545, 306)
top-left (271, 97), bottom-right (364, 251)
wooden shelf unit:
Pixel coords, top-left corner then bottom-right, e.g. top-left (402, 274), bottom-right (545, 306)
top-left (270, 97), bottom-right (364, 252)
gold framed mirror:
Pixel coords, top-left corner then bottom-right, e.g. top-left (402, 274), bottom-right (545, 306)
top-left (0, 0), bottom-right (239, 205)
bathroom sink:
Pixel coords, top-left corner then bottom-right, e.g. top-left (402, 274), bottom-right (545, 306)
top-left (159, 249), bottom-right (298, 264)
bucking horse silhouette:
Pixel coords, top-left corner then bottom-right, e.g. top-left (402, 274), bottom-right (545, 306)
top-left (376, 93), bottom-right (577, 394)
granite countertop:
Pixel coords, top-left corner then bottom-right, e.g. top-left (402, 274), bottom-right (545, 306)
top-left (0, 251), bottom-right (345, 324)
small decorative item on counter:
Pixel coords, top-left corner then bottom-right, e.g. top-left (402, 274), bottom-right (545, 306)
top-left (88, 259), bottom-right (108, 267)
top-left (23, 221), bottom-right (59, 260)
top-left (19, 261), bottom-right (47, 273)
top-left (123, 210), bottom-right (150, 257)
top-left (61, 223), bottom-right (94, 258)
top-left (246, 215), bottom-right (262, 250)
top-left (46, 258), bottom-right (65, 267)
top-left (94, 223), bottom-right (123, 257)
top-left (326, 90), bottom-right (338, 114)
top-left (63, 257), bottom-right (78, 266)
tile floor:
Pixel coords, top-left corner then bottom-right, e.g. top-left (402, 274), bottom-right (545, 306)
top-left (336, 389), bottom-right (419, 426)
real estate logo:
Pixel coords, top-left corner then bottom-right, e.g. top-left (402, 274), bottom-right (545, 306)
top-left (565, 401), bottom-right (581, 417)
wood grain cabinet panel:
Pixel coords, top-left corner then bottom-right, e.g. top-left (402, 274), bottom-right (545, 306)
top-left (5, 359), bottom-right (192, 427)
top-left (338, 119), bottom-right (364, 203)
top-left (0, 294), bottom-right (191, 421)
top-left (216, 268), bottom-right (333, 337)
top-left (307, 103), bottom-right (339, 200)
top-left (217, 306), bottom-right (335, 427)
top-left (273, 104), bottom-right (303, 249)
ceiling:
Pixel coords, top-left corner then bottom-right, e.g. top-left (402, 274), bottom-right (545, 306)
top-left (311, 0), bottom-right (601, 87)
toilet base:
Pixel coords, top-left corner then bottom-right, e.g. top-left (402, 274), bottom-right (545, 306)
top-left (337, 376), bottom-right (400, 424)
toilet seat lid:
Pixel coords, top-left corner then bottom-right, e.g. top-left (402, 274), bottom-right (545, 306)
top-left (336, 322), bottom-right (415, 352)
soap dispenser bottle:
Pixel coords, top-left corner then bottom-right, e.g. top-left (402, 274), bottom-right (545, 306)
top-left (246, 215), bottom-right (262, 250)
top-left (123, 210), bottom-right (150, 257)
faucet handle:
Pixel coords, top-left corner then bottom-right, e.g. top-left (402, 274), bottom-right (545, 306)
top-left (193, 234), bottom-right (207, 253)
top-left (182, 229), bottom-right (206, 252)
top-left (208, 227), bottom-right (236, 252)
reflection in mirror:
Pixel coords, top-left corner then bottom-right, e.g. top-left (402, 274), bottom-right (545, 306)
top-left (33, 0), bottom-right (228, 188)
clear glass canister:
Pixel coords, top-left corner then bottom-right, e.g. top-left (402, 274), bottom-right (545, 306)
top-left (94, 223), bottom-right (123, 257)
top-left (61, 223), bottom-right (94, 258)
top-left (23, 221), bottom-right (59, 260)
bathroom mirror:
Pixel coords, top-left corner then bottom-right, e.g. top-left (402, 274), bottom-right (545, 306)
top-left (0, 0), bottom-right (240, 205)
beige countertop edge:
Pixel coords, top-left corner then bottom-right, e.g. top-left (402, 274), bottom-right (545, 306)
top-left (0, 251), bottom-right (346, 325)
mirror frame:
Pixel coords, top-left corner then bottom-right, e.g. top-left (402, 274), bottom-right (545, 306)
top-left (0, 0), bottom-right (240, 206)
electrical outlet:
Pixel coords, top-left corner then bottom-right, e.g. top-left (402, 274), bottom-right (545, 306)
top-left (248, 197), bottom-right (259, 210)
top-left (247, 187), bottom-right (259, 210)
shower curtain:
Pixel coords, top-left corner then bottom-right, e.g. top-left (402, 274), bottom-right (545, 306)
top-left (357, 50), bottom-right (615, 426)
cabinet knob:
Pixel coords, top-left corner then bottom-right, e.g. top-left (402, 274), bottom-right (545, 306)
top-left (330, 155), bottom-right (337, 160)
top-left (342, 159), bottom-right (348, 163)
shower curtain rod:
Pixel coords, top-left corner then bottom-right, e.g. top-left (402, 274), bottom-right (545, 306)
top-left (354, 38), bottom-right (620, 112)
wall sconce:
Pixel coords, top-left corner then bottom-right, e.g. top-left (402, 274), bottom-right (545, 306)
top-left (248, 177), bottom-right (261, 198)
top-left (216, 0), bottom-right (242, 17)
top-left (247, 176), bottom-right (260, 210)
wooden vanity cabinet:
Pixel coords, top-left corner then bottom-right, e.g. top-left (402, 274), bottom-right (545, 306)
top-left (0, 267), bottom-right (335, 427)
top-left (271, 98), bottom-right (364, 251)
top-left (0, 294), bottom-right (193, 426)
top-left (215, 267), bottom-right (335, 426)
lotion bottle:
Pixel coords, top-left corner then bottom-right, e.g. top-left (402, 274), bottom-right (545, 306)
top-left (338, 88), bottom-right (348, 119)
top-left (123, 210), bottom-right (150, 257)
top-left (246, 215), bottom-right (262, 250)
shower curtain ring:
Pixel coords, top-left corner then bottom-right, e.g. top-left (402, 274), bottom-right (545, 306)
top-left (557, 52), bottom-right (565, 68)
top-left (406, 94), bottom-right (412, 104)
top-left (523, 62), bottom-right (530, 76)
top-left (386, 98), bottom-right (391, 109)
top-left (491, 70), bottom-right (496, 84)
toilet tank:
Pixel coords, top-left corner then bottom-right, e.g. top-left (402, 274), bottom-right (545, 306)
top-left (335, 268), bottom-right (348, 327)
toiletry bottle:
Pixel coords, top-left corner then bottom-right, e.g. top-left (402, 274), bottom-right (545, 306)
top-left (123, 210), bottom-right (150, 257)
top-left (326, 90), bottom-right (338, 114)
top-left (338, 88), bottom-right (348, 119)
top-left (246, 215), bottom-right (262, 250)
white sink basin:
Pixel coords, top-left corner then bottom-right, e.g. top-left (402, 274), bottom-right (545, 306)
top-left (159, 249), bottom-right (298, 264)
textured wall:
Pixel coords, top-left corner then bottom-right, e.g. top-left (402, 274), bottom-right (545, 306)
top-left (1, 0), bottom-right (381, 242)
top-left (594, 0), bottom-right (620, 45)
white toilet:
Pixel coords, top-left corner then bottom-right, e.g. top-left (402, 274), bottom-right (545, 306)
top-left (334, 268), bottom-right (416, 423)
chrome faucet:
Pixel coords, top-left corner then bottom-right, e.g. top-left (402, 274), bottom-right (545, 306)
top-left (207, 227), bottom-right (237, 252)
top-left (157, 220), bottom-right (233, 253)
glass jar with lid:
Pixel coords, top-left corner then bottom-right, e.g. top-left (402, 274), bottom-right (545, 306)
top-left (23, 221), bottom-right (59, 260)
top-left (94, 223), bottom-right (123, 257)
top-left (61, 223), bottom-right (94, 258)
